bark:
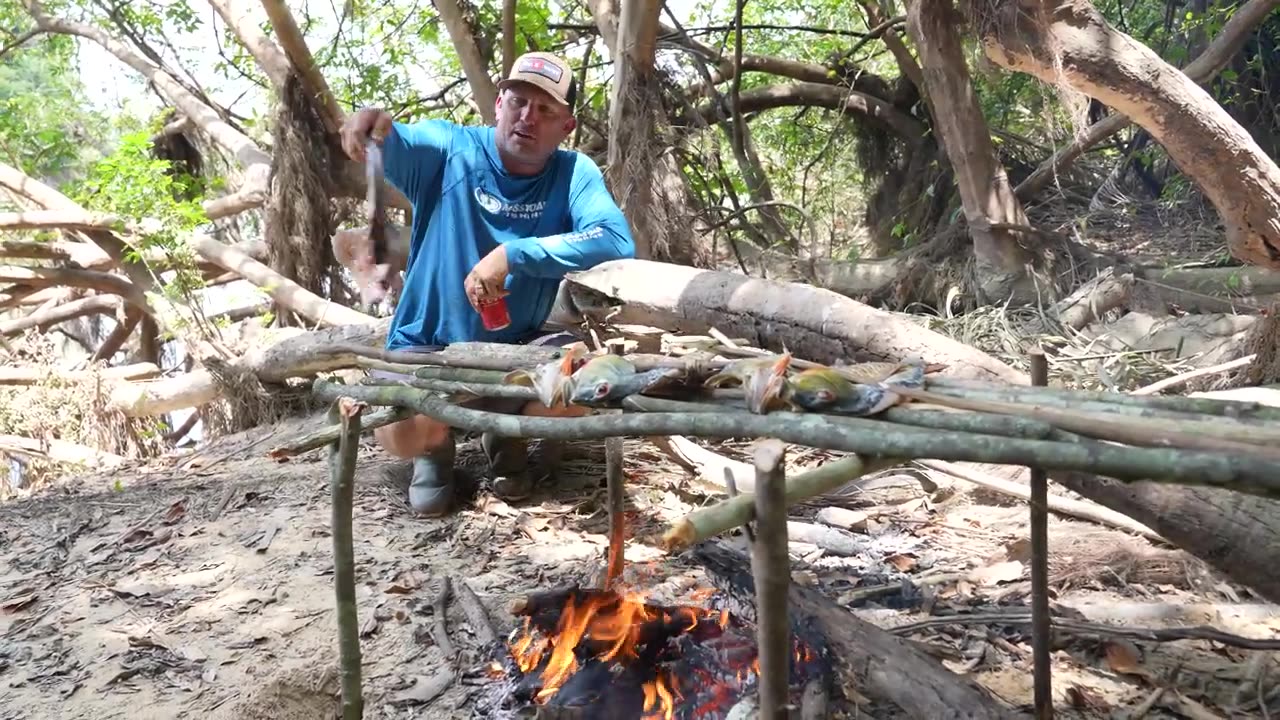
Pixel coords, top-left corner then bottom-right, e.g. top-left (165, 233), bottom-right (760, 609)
top-left (906, 0), bottom-right (1036, 303)
top-left (208, 0), bottom-right (290, 89)
top-left (258, 0), bottom-right (345, 134)
top-left (0, 210), bottom-right (124, 233)
top-left (434, 0), bottom-right (498, 123)
top-left (750, 440), bottom-right (790, 720)
top-left (561, 258), bottom-right (1026, 383)
top-left (500, 0), bottom-right (516, 76)
top-left (693, 542), bottom-right (1020, 720)
top-left (190, 233), bottom-right (375, 327)
top-left (692, 82), bottom-right (926, 142)
top-left (21, 0), bottom-right (271, 220)
top-left (1052, 471), bottom-right (1280, 604)
top-left (977, 0), bottom-right (1280, 269)
top-left (1053, 266), bottom-right (1135, 329)
top-left (590, 0), bottom-right (706, 266)
top-left (327, 400), bottom-right (364, 720)
top-left (108, 318), bottom-right (391, 416)
top-left (0, 294), bottom-right (122, 336)
top-left (0, 267), bottom-right (146, 308)
top-left (91, 309), bottom-right (142, 363)
top-left (1013, 0), bottom-right (1280, 201)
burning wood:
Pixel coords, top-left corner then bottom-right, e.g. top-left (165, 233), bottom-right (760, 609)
top-left (476, 583), bottom-right (832, 719)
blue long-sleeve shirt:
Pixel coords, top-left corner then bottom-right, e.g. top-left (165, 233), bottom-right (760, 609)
top-left (380, 119), bottom-right (635, 351)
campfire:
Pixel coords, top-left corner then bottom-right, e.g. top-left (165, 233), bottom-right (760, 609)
top-left (474, 584), bottom-right (827, 719)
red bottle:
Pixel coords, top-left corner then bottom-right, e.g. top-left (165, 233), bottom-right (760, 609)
top-left (478, 297), bottom-right (511, 331)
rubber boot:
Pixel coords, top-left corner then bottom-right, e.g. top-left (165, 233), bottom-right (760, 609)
top-left (481, 432), bottom-right (532, 501)
top-left (408, 434), bottom-right (456, 517)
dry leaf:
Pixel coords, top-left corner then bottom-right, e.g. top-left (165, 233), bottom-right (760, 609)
top-left (885, 554), bottom-right (918, 572)
top-left (1103, 639), bottom-right (1144, 676)
top-left (1066, 684), bottom-right (1110, 710)
top-left (386, 570), bottom-right (426, 594)
top-left (162, 499), bottom-right (187, 525)
top-left (967, 560), bottom-right (1024, 586)
top-left (1003, 537), bottom-right (1032, 563)
top-left (359, 615), bottom-right (380, 638)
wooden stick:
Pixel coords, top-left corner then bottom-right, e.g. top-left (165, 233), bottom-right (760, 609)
top-left (1132, 354), bottom-right (1256, 396)
top-left (662, 456), bottom-right (900, 553)
top-left (431, 577), bottom-right (454, 658)
top-left (604, 436), bottom-right (625, 590)
top-left (268, 406), bottom-right (413, 459)
top-left (313, 380), bottom-right (1280, 499)
top-left (926, 376), bottom-right (1280, 423)
top-left (1028, 349), bottom-right (1053, 720)
top-left (894, 386), bottom-right (1280, 461)
top-left (328, 398), bottom-right (364, 720)
top-left (750, 439), bottom-right (790, 720)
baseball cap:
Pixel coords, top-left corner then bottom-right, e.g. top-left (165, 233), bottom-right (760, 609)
top-left (497, 52), bottom-right (577, 109)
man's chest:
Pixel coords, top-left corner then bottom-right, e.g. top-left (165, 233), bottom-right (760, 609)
top-left (436, 155), bottom-right (572, 240)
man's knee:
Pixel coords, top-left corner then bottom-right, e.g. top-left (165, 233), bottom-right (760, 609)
top-left (374, 415), bottom-right (451, 458)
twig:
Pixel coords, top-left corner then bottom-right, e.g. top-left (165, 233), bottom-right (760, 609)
top-left (889, 611), bottom-right (1280, 650)
top-left (313, 380), bottom-right (1280, 499)
top-left (1132, 354), bottom-right (1256, 396)
top-left (328, 398), bottom-right (364, 720)
top-left (604, 436), bottom-right (625, 590)
top-left (1028, 349), bottom-right (1052, 720)
top-left (750, 439), bottom-right (790, 720)
top-left (269, 406), bottom-right (413, 459)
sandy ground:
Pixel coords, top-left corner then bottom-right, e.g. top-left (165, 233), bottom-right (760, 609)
top-left (1, 410), bottom-right (1277, 719)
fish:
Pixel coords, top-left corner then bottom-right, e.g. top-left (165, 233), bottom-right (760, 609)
top-left (567, 354), bottom-right (683, 406)
top-left (781, 360), bottom-right (928, 416)
top-left (829, 360), bottom-right (947, 385)
top-left (702, 353), bottom-right (794, 414)
top-left (502, 345), bottom-right (588, 407)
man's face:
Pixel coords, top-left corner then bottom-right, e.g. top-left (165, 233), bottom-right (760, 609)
top-left (494, 83), bottom-right (576, 171)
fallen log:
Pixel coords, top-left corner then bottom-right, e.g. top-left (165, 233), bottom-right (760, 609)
top-left (561, 259), bottom-right (1025, 384)
top-left (693, 541), bottom-right (1020, 720)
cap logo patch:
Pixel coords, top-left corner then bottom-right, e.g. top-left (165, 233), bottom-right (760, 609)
top-left (518, 56), bottom-right (563, 83)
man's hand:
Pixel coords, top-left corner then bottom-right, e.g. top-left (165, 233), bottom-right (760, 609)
top-left (465, 246), bottom-right (510, 311)
top-left (340, 107), bottom-right (394, 162)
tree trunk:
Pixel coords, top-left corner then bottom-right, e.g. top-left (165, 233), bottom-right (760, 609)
top-left (1052, 471), bottom-right (1280, 603)
top-left (975, 0), bottom-right (1280, 269)
top-left (906, 0), bottom-right (1037, 303)
top-left (591, 0), bottom-right (708, 267)
top-left (434, 0), bottom-right (498, 123)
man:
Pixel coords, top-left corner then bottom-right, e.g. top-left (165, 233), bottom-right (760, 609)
top-left (339, 52), bottom-right (635, 517)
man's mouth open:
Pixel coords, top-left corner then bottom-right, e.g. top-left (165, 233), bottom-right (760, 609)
top-left (513, 129), bottom-right (535, 141)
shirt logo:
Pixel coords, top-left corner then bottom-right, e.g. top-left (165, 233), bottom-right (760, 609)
top-left (473, 186), bottom-right (547, 220)
top-left (473, 187), bottom-right (504, 214)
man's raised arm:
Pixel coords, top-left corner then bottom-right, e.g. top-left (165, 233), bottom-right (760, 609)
top-left (503, 154), bottom-right (636, 278)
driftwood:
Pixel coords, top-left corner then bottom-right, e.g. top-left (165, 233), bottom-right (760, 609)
top-left (693, 542), bottom-right (1020, 720)
top-left (268, 406), bottom-right (414, 459)
top-left (0, 362), bottom-right (159, 385)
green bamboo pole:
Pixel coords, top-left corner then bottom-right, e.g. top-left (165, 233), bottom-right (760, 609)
top-left (312, 380), bottom-right (1280, 499)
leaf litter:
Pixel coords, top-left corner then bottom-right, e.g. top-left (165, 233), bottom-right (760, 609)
top-left (0, 411), bottom-right (1275, 718)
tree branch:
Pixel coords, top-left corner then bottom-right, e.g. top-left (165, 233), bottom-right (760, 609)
top-left (258, 0), bottom-right (345, 134)
top-left (0, 294), bottom-right (122, 337)
top-left (0, 267), bottom-right (146, 308)
top-left (208, 0), bottom-right (291, 89)
top-left (433, 0), bottom-right (498, 123)
top-left (21, 0), bottom-right (271, 219)
top-left (692, 82), bottom-right (925, 141)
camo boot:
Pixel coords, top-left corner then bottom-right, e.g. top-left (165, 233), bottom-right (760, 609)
top-left (408, 434), bottom-right (457, 517)
top-left (481, 432), bottom-right (533, 501)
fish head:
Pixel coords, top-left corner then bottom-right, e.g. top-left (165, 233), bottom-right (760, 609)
top-left (783, 368), bottom-right (846, 410)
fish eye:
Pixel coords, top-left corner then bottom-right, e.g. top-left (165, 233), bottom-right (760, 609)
top-left (594, 381), bottom-right (611, 398)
